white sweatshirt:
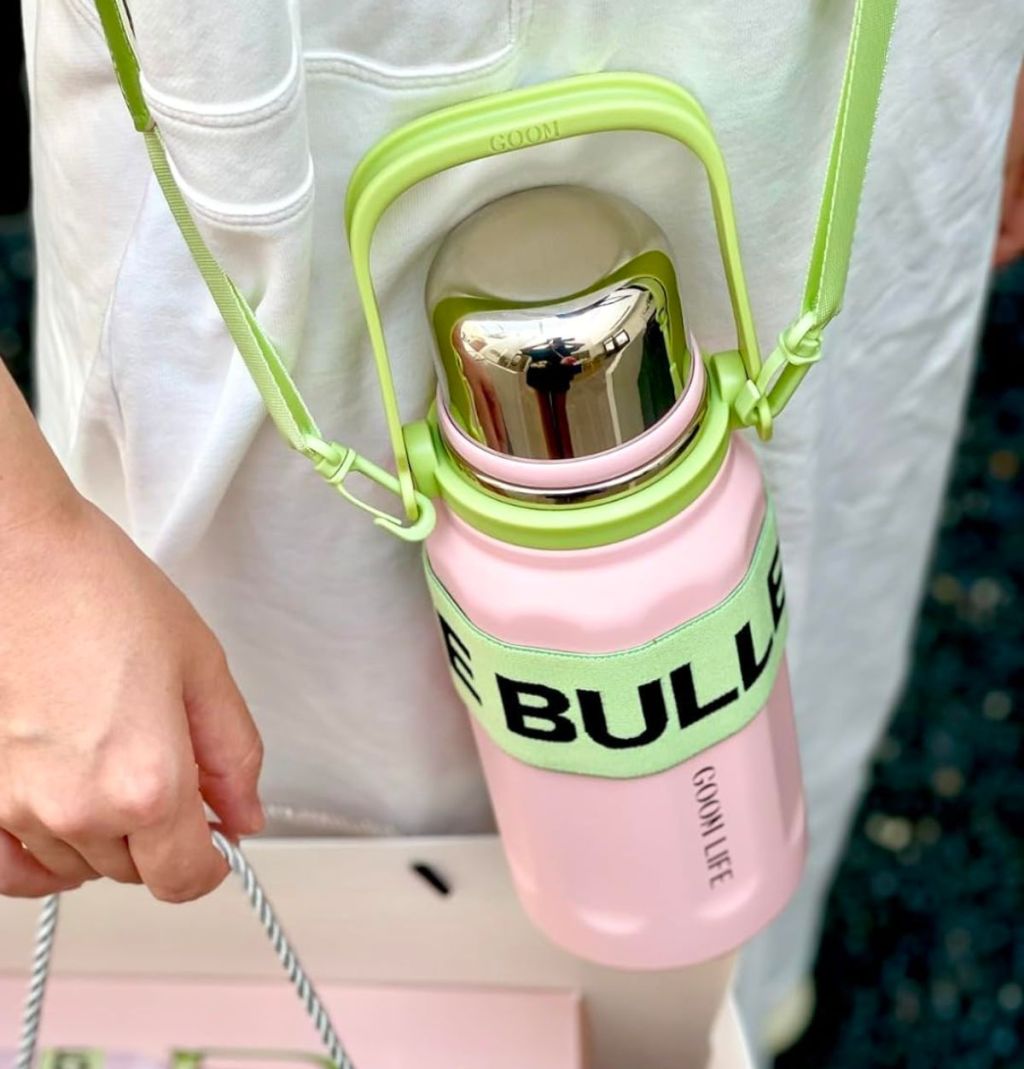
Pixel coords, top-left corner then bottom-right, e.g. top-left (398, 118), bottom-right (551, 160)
top-left (21, 0), bottom-right (1024, 1046)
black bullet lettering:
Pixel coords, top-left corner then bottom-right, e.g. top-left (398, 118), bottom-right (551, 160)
top-left (736, 621), bottom-right (773, 691)
top-left (577, 680), bottom-right (669, 750)
top-left (768, 543), bottom-right (786, 628)
top-left (670, 664), bottom-right (739, 728)
top-left (497, 676), bottom-right (577, 743)
top-left (438, 616), bottom-right (480, 704)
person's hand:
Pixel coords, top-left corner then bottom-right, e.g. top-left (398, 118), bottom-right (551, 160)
top-left (0, 491), bottom-right (265, 901)
top-left (995, 63), bottom-right (1024, 269)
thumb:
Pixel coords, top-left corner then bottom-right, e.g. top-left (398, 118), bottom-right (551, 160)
top-left (183, 636), bottom-right (265, 837)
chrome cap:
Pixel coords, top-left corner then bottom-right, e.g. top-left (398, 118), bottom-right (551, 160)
top-left (426, 186), bottom-right (691, 462)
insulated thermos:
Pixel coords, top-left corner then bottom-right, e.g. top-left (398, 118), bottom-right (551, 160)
top-left (422, 186), bottom-right (807, 969)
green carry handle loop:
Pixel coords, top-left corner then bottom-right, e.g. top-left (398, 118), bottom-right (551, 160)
top-left (92, 0), bottom-right (435, 541)
top-left (345, 72), bottom-right (770, 463)
top-left (733, 0), bottom-right (899, 430)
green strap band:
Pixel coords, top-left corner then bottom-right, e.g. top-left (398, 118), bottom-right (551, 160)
top-left (425, 507), bottom-right (788, 779)
top-left (92, 0), bottom-right (434, 541)
top-left (734, 0), bottom-right (899, 430)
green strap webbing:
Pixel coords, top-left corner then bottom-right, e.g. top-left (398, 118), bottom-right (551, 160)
top-left (425, 506), bottom-right (788, 778)
top-left (734, 0), bottom-right (899, 430)
top-left (92, 0), bottom-right (435, 541)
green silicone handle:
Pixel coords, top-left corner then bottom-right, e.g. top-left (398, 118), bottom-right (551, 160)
top-left (344, 72), bottom-right (764, 517)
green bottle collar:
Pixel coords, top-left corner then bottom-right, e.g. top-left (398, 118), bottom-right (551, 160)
top-left (406, 350), bottom-right (748, 551)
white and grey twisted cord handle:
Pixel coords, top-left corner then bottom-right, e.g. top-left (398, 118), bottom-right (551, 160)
top-left (16, 831), bottom-right (356, 1069)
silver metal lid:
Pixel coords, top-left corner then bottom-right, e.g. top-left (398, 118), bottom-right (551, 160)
top-left (426, 186), bottom-right (691, 462)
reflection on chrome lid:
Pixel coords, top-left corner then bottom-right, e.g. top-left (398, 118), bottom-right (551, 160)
top-left (427, 186), bottom-right (694, 463)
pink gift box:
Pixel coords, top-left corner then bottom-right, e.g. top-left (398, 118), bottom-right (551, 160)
top-left (0, 977), bottom-right (584, 1069)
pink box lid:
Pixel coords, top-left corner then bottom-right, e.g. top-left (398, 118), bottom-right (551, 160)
top-left (0, 977), bottom-right (583, 1069)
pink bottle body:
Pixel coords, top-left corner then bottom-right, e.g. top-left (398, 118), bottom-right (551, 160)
top-left (425, 436), bottom-right (807, 969)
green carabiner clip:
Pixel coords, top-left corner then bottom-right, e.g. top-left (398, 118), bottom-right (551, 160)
top-left (306, 438), bottom-right (436, 543)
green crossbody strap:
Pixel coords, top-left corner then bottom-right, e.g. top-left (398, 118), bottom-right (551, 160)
top-left (733, 0), bottom-right (899, 430)
top-left (92, 0), bottom-right (435, 541)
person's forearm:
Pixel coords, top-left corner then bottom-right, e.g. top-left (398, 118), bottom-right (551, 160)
top-left (0, 356), bottom-right (263, 903)
top-left (0, 360), bottom-right (80, 536)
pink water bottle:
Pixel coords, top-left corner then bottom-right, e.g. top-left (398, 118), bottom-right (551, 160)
top-left (419, 185), bottom-right (806, 970)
